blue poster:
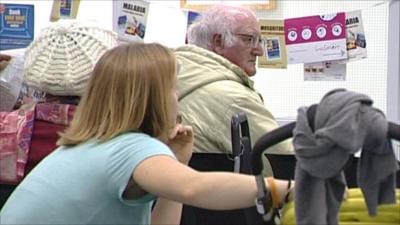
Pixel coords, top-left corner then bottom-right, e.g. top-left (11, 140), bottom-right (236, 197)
top-left (0, 3), bottom-right (34, 50)
top-left (60, 0), bottom-right (72, 17)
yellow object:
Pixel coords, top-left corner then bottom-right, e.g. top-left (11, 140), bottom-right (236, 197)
top-left (340, 211), bottom-right (400, 223)
top-left (341, 198), bottom-right (399, 212)
top-left (339, 222), bottom-right (400, 225)
top-left (346, 188), bottom-right (400, 199)
top-left (281, 188), bottom-right (400, 225)
top-left (50, 0), bottom-right (81, 22)
top-left (281, 203), bottom-right (296, 225)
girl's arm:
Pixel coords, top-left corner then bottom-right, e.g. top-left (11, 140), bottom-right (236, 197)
top-left (134, 156), bottom-right (260, 210)
top-left (151, 197), bottom-right (182, 225)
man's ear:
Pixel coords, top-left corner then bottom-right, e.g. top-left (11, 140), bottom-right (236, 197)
top-left (211, 34), bottom-right (225, 55)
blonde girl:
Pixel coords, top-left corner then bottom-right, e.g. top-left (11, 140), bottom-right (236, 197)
top-left (0, 43), bottom-right (291, 225)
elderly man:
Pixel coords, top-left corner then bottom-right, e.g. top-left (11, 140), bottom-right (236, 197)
top-left (175, 4), bottom-right (293, 176)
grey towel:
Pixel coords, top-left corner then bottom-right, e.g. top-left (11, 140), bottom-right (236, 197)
top-left (293, 89), bottom-right (398, 225)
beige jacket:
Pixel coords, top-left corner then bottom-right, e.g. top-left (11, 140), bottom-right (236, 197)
top-left (175, 45), bottom-right (293, 176)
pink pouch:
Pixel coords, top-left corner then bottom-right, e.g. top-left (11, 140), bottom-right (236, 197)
top-left (35, 103), bottom-right (75, 125)
top-left (0, 103), bottom-right (35, 184)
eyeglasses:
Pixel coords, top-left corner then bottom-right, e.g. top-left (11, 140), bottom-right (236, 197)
top-left (233, 33), bottom-right (266, 49)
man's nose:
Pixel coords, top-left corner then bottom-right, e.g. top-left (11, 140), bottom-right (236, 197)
top-left (252, 44), bottom-right (264, 56)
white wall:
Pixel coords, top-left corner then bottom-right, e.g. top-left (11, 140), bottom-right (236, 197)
top-left (1, 0), bottom-right (112, 38)
top-left (387, 0), bottom-right (400, 159)
top-left (387, 0), bottom-right (400, 123)
top-left (252, 1), bottom-right (391, 120)
top-left (1, 0), bottom-right (187, 48)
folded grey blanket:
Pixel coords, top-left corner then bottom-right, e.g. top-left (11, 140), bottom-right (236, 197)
top-left (293, 89), bottom-right (398, 225)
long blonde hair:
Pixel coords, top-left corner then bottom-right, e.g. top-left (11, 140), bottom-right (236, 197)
top-left (58, 43), bottom-right (177, 146)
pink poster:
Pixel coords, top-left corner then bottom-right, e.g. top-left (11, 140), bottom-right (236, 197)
top-left (284, 13), bottom-right (347, 64)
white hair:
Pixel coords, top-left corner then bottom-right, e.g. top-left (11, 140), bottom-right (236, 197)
top-left (187, 4), bottom-right (257, 50)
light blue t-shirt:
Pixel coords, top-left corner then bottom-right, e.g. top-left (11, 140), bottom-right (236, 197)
top-left (0, 133), bottom-right (175, 225)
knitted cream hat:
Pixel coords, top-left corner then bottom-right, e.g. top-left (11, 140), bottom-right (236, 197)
top-left (24, 20), bottom-right (117, 96)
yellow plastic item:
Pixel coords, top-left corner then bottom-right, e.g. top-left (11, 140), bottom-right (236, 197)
top-left (281, 188), bottom-right (400, 225)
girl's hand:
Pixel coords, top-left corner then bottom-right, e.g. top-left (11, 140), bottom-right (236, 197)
top-left (167, 124), bottom-right (193, 165)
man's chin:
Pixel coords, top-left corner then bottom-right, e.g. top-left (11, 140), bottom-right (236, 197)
top-left (245, 68), bottom-right (256, 76)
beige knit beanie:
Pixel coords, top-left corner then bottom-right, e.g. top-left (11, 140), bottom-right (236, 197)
top-left (24, 20), bottom-right (117, 96)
